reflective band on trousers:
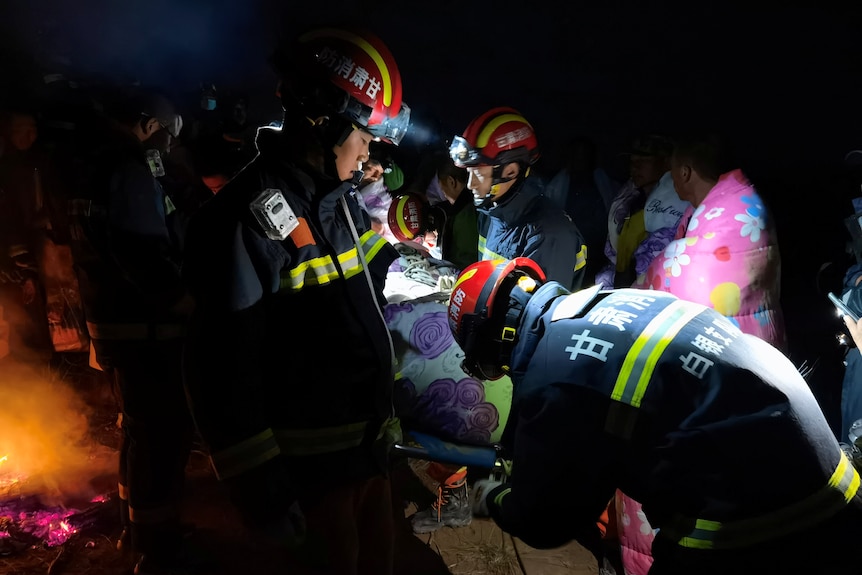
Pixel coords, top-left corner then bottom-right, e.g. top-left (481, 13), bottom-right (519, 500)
top-left (210, 428), bottom-right (281, 481)
top-left (86, 321), bottom-right (185, 341)
top-left (210, 422), bottom-right (370, 480)
top-left (279, 230), bottom-right (388, 292)
top-left (275, 421), bottom-right (368, 456)
top-left (129, 503), bottom-right (179, 525)
top-left (664, 450), bottom-right (861, 550)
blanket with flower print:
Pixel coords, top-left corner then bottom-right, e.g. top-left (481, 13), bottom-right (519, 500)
top-left (637, 169), bottom-right (786, 349)
top-left (385, 300), bottom-right (511, 446)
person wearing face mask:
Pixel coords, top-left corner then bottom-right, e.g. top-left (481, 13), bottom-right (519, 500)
top-left (449, 107), bottom-right (587, 291)
top-left (181, 26), bottom-right (409, 575)
top-left (65, 88), bottom-right (198, 575)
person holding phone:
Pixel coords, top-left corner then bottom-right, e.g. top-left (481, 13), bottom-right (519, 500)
top-left (835, 263), bottom-right (862, 443)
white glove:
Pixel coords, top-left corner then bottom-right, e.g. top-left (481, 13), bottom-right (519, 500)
top-left (471, 478), bottom-right (502, 517)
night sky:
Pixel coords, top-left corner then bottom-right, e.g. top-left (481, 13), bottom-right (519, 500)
top-left (2, 1), bottom-right (862, 390)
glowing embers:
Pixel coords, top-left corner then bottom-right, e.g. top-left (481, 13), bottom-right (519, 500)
top-left (0, 453), bottom-right (110, 553)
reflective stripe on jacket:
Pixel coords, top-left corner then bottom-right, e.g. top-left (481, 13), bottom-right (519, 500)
top-left (477, 177), bottom-right (587, 291)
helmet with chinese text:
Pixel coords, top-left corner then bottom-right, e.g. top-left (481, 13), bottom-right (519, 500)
top-left (449, 107), bottom-right (539, 169)
top-left (272, 27), bottom-right (411, 146)
top-left (448, 258), bottom-right (546, 380)
top-left (388, 193), bottom-right (426, 243)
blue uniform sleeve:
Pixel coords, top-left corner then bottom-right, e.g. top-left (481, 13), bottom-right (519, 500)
top-left (107, 162), bottom-right (185, 309)
top-left (487, 384), bottom-right (617, 554)
top-left (521, 215), bottom-right (586, 291)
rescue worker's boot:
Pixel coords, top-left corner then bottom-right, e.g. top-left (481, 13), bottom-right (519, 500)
top-left (411, 466), bottom-right (472, 533)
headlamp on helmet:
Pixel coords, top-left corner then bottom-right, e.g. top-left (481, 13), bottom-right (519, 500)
top-left (276, 28), bottom-right (411, 146)
top-left (453, 107), bottom-right (540, 170)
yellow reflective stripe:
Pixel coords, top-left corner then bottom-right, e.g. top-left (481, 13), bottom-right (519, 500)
top-left (672, 450), bottom-right (860, 550)
top-left (478, 236), bottom-right (505, 261)
top-left (209, 428), bottom-right (280, 481)
top-left (493, 487), bottom-right (511, 507)
top-left (477, 113), bottom-right (532, 149)
top-left (611, 300), bottom-right (703, 407)
top-left (118, 483), bottom-right (128, 501)
top-left (359, 230), bottom-right (388, 262)
top-left (275, 421), bottom-right (368, 456)
top-left (280, 232), bottom-right (385, 291)
top-left (575, 244), bottom-right (587, 271)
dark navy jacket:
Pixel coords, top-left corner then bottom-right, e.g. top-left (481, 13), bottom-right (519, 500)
top-left (477, 177), bottom-right (587, 291)
top-left (488, 284), bottom-right (861, 566)
top-left (67, 128), bottom-right (187, 366)
top-left (182, 127), bottom-right (399, 526)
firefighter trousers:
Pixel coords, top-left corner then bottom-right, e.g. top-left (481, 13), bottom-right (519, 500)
top-left (113, 339), bottom-right (194, 558)
top-left (284, 475), bottom-right (395, 575)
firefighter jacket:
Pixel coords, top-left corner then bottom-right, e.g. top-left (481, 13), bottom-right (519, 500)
top-left (486, 284), bottom-right (862, 567)
top-left (181, 127), bottom-right (400, 528)
top-left (477, 177), bottom-right (587, 291)
top-left (67, 127), bottom-right (187, 367)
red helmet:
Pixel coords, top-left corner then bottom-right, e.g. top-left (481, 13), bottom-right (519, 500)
top-left (449, 107), bottom-right (540, 168)
top-left (387, 193), bottom-right (426, 243)
top-left (274, 28), bottom-right (411, 145)
top-left (387, 193), bottom-right (448, 243)
top-left (448, 258), bottom-right (545, 380)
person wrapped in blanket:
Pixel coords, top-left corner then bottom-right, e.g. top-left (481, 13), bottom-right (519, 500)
top-left (381, 199), bottom-right (501, 533)
top-left (451, 257), bottom-right (862, 575)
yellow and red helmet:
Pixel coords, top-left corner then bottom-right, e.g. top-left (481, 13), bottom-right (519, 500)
top-left (275, 27), bottom-right (411, 145)
top-left (387, 193), bottom-right (426, 243)
top-left (448, 258), bottom-right (545, 380)
top-left (449, 107), bottom-right (539, 168)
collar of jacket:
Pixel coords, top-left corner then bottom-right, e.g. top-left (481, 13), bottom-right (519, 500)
top-left (255, 126), bottom-right (357, 208)
top-left (477, 176), bottom-right (542, 224)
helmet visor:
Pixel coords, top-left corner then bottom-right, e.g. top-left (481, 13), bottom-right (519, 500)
top-left (449, 135), bottom-right (483, 167)
top-left (366, 102), bottom-right (411, 146)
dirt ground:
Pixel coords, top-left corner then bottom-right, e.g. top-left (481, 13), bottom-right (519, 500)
top-left (0, 354), bottom-right (598, 575)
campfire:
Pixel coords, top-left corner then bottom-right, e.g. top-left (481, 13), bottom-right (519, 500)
top-left (0, 361), bottom-right (117, 557)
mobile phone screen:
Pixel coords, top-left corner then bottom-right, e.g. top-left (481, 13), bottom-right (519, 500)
top-left (828, 292), bottom-right (860, 323)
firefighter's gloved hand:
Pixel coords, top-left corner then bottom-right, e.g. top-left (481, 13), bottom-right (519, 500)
top-left (471, 478), bottom-right (502, 517)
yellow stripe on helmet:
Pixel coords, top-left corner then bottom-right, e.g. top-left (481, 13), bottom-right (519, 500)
top-left (395, 195), bottom-right (415, 239)
top-left (476, 113), bottom-right (533, 149)
top-left (302, 28), bottom-right (393, 108)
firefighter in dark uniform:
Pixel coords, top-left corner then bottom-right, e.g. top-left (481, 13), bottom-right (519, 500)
top-left (448, 107), bottom-right (588, 291)
top-left (449, 258), bottom-right (862, 575)
top-left (181, 27), bottom-right (410, 575)
top-left (66, 90), bottom-right (195, 574)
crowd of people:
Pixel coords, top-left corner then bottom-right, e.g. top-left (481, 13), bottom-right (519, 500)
top-left (1, 21), bottom-right (862, 575)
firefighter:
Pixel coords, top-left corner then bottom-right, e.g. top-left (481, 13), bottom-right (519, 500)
top-left (448, 258), bottom-right (862, 574)
top-left (448, 107), bottom-right (587, 291)
top-left (410, 108), bottom-right (589, 534)
top-left (65, 89), bottom-right (195, 574)
top-left (181, 27), bottom-right (409, 575)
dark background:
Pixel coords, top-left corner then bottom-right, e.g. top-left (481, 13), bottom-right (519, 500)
top-left (2, 0), bottom-right (862, 427)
